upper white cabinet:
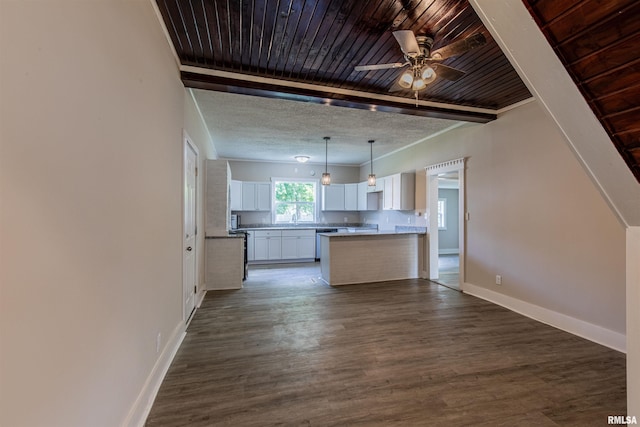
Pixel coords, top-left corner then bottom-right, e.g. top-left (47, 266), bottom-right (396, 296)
top-left (357, 181), bottom-right (379, 211)
top-left (321, 184), bottom-right (345, 211)
top-left (344, 183), bottom-right (358, 211)
top-left (230, 180), bottom-right (243, 211)
top-left (382, 172), bottom-right (415, 211)
top-left (241, 182), bottom-right (271, 211)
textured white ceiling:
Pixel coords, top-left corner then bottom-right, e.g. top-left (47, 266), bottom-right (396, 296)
top-left (192, 89), bottom-right (463, 166)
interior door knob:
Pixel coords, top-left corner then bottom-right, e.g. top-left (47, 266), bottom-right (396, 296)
top-left (186, 246), bottom-right (193, 251)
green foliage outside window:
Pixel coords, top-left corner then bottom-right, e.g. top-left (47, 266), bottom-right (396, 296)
top-left (274, 181), bottom-right (316, 223)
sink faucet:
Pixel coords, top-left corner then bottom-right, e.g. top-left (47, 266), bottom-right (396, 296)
top-left (291, 214), bottom-right (297, 224)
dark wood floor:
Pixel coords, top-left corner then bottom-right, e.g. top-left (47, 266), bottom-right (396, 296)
top-left (146, 263), bottom-right (625, 426)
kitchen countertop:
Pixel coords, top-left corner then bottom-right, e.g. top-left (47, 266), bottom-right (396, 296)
top-left (236, 224), bottom-right (377, 231)
top-left (318, 230), bottom-right (425, 237)
top-left (205, 232), bottom-right (247, 239)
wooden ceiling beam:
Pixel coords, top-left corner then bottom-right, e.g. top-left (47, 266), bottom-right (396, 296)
top-left (181, 70), bottom-right (496, 123)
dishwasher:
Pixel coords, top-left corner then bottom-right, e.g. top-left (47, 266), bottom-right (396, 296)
top-left (315, 228), bottom-right (338, 260)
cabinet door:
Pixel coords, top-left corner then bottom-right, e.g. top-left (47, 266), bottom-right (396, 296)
top-left (392, 174), bottom-right (402, 209)
top-left (344, 183), bottom-right (358, 211)
top-left (268, 237), bottom-right (282, 259)
top-left (298, 236), bottom-right (316, 259)
top-left (242, 182), bottom-right (256, 210)
top-left (253, 237), bottom-right (268, 260)
top-left (357, 182), bottom-right (367, 210)
top-left (322, 184), bottom-right (345, 210)
top-left (281, 236), bottom-right (298, 259)
top-left (383, 176), bottom-right (394, 210)
top-left (256, 183), bottom-right (271, 211)
top-left (230, 180), bottom-right (243, 211)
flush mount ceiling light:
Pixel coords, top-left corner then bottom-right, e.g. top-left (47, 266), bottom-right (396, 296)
top-left (294, 155), bottom-right (310, 163)
top-left (321, 136), bottom-right (331, 186)
top-left (367, 140), bottom-right (376, 186)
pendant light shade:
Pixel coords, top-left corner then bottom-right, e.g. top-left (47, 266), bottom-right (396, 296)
top-left (322, 136), bottom-right (331, 186)
top-left (367, 139), bottom-right (376, 186)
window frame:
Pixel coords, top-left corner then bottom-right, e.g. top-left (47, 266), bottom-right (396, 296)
top-left (271, 178), bottom-right (319, 224)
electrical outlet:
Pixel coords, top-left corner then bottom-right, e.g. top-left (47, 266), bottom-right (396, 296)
top-left (156, 332), bottom-right (161, 353)
top-left (343, 217), bottom-right (348, 223)
top-left (495, 275), bottom-right (502, 285)
top-left (407, 217), bottom-right (411, 224)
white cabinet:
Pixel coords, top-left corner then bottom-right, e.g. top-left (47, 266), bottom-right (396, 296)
top-left (322, 184), bottom-right (345, 211)
top-left (242, 182), bottom-right (271, 211)
top-left (281, 229), bottom-right (315, 259)
top-left (322, 183), bottom-right (359, 211)
top-left (253, 230), bottom-right (282, 260)
top-left (344, 183), bottom-right (358, 211)
top-left (230, 180), bottom-right (243, 211)
top-left (358, 181), bottom-right (379, 211)
top-left (369, 176), bottom-right (385, 193)
top-left (382, 172), bottom-right (415, 211)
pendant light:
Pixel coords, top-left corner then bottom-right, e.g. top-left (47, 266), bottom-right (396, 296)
top-left (367, 139), bottom-right (376, 186)
top-left (321, 136), bottom-right (331, 186)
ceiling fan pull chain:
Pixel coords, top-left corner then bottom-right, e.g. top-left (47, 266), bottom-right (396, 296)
top-left (415, 91), bottom-right (419, 107)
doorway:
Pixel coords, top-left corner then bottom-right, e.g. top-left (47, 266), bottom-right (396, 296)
top-left (436, 172), bottom-right (460, 287)
top-left (183, 132), bottom-right (198, 323)
top-left (425, 158), bottom-right (466, 291)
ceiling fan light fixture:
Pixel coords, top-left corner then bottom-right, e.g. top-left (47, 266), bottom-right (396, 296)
top-left (412, 78), bottom-right (426, 91)
top-left (398, 70), bottom-right (414, 89)
top-left (294, 155), bottom-right (310, 163)
top-left (421, 66), bottom-right (436, 83)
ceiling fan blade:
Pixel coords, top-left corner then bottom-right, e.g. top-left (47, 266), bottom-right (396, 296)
top-left (430, 32), bottom-right (486, 61)
top-left (432, 63), bottom-right (466, 81)
top-left (393, 30), bottom-right (421, 57)
top-left (354, 62), bottom-right (407, 72)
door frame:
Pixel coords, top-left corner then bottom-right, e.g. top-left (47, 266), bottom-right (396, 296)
top-left (183, 131), bottom-right (199, 323)
top-left (425, 158), bottom-right (466, 290)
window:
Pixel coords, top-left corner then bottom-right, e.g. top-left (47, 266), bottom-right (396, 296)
top-left (438, 198), bottom-right (447, 230)
top-left (273, 179), bottom-right (317, 223)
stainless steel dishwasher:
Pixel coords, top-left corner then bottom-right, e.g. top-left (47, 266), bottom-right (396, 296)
top-left (315, 228), bottom-right (338, 260)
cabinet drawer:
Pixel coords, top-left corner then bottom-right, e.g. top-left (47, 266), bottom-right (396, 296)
top-left (253, 230), bottom-right (282, 238)
top-left (281, 229), bottom-right (315, 238)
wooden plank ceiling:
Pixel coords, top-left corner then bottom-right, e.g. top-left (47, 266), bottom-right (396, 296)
top-left (523, 0), bottom-right (640, 182)
top-left (155, 0), bottom-right (531, 122)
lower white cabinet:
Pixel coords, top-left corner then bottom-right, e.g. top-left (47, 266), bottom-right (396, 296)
top-left (250, 229), bottom-right (315, 262)
top-left (281, 230), bottom-right (315, 259)
top-left (253, 230), bottom-right (282, 260)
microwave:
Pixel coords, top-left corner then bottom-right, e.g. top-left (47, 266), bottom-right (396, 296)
top-left (230, 214), bottom-right (239, 230)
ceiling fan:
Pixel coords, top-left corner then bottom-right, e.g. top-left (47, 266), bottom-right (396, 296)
top-left (355, 30), bottom-right (486, 99)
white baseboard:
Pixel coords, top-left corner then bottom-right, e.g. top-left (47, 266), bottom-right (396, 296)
top-left (463, 282), bottom-right (626, 353)
top-left (123, 322), bottom-right (186, 427)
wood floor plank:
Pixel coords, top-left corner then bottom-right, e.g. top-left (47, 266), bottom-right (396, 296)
top-left (146, 263), bottom-right (625, 426)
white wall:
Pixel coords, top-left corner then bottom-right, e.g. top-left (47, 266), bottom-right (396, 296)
top-left (228, 160), bottom-right (362, 225)
top-left (0, 2), bottom-right (192, 426)
top-left (360, 101), bottom-right (626, 340)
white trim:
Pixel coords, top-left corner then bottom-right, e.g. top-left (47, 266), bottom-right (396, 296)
top-left (425, 158), bottom-right (466, 290)
top-left (463, 282), bottom-right (626, 353)
top-left (496, 96), bottom-right (535, 115)
top-left (627, 227), bottom-right (640, 413)
top-left (181, 65), bottom-right (498, 115)
top-left (123, 323), bottom-right (186, 427)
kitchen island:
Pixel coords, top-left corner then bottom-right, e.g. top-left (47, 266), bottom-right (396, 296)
top-left (319, 230), bottom-right (427, 286)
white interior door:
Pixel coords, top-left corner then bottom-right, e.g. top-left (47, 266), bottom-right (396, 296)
top-left (183, 135), bottom-right (198, 322)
